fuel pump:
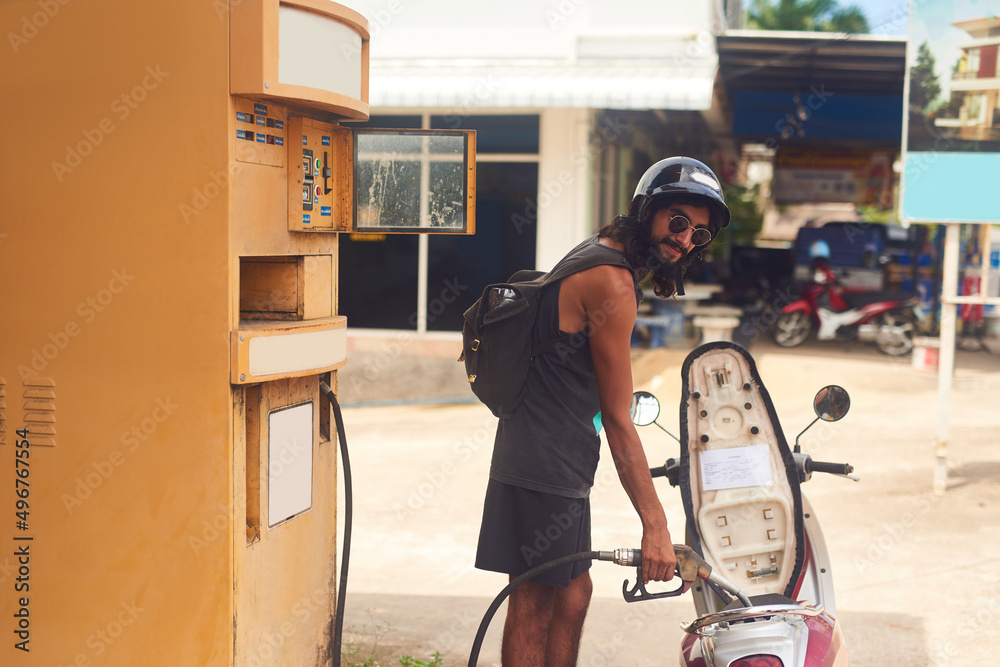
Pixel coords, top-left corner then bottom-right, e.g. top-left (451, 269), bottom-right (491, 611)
top-left (0, 1), bottom-right (474, 665)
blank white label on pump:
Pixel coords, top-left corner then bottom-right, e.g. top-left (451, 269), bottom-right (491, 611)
top-left (700, 445), bottom-right (772, 491)
top-left (268, 402), bottom-right (314, 528)
top-left (278, 6), bottom-right (362, 99)
top-left (248, 327), bottom-right (347, 378)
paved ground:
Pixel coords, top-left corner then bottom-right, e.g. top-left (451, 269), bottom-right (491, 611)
top-left (336, 335), bottom-right (1000, 666)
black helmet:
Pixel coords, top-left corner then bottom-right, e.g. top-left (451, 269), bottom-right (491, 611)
top-left (631, 157), bottom-right (730, 238)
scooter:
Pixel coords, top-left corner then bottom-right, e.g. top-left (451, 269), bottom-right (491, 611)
top-left (467, 342), bottom-right (857, 666)
top-left (632, 341), bottom-right (857, 666)
top-left (771, 260), bottom-right (918, 356)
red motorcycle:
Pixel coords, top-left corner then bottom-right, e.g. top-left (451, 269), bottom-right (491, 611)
top-left (772, 261), bottom-right (918, 356)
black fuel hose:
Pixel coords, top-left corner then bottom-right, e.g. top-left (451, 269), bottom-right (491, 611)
top-left (468, 550), bottom-right (615, 666)
top-left (320, 381), bottom-right (351, 667)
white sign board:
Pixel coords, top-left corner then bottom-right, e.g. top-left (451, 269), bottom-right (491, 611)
top-left (268, 402), bottom-right (314, 528)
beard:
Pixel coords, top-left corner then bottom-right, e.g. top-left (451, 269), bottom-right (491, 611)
top-left (652, 234), bottom-right (689, 265)
top-left (598, 216), bottom-right (691, 298)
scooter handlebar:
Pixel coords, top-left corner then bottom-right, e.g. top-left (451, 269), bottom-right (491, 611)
top-left (808, 460), bottom-right (854, 476)
top-left (648, 458), bottom-right (680, 486)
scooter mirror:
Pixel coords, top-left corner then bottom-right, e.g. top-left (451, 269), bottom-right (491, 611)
top-left (814, 385), bottom-right (850, 422)
top-left (630, 391), bottom-right (660, 427)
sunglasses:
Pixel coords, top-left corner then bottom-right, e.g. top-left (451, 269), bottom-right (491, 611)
top-left (667, 215), bottom-right (713, 247)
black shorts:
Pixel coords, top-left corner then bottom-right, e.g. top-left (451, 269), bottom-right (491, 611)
top-left (475, 479), bottom-right (592, 587)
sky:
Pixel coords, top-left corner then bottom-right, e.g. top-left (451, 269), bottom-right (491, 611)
top-left (844, 0), bottom-right (909, 35)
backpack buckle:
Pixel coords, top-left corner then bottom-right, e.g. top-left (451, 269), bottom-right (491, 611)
top-left (471, 339), bottom-right (480, 351)
top-left (468, 374), bottom-right (477, 383)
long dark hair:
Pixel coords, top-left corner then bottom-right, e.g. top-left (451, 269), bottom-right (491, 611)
top-left (598, 196), bottom-right (709, 298)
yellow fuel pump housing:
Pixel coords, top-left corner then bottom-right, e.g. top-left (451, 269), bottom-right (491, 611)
top-left (0, 1), bottom-right (474, 665)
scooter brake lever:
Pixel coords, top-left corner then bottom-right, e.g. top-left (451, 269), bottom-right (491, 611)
top-left (622, 567), bottom-right (686, 603)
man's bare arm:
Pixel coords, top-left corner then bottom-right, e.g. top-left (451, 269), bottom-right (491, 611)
top-left (566, 265), bottom-right (677, 583)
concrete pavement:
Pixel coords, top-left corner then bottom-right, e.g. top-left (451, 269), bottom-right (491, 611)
top-left (337, 337), bottom-right (1000, 666)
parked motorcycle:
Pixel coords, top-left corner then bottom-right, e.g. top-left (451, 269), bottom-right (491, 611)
top-left (631, 341), bottom-right (857, 666)
top-left (771, 260), bottom-right (918, 356)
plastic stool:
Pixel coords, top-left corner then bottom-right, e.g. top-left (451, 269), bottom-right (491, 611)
top-left (693, 315), bottom-right (741, 344)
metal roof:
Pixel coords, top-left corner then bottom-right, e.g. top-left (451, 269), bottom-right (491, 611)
top-left (717, 30), bottom-right (907, 96)
top-left (369, 59), bottom-right (718, 111)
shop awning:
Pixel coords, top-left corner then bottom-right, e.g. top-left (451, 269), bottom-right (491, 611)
top-left (369, 60), bottom-right (719, 111)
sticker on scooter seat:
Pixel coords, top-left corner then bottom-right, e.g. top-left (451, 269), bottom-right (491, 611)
top-left (700, 445), bottom-right (771, 491)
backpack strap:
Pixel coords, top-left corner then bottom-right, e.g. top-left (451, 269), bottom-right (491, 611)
top-left (531, 242), bottom-right (641, 357)
top-left (542, 243), bottom-right (634, 289)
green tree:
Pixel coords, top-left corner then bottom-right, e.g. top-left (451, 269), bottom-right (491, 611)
top-left (909, 41), bottom-right (941, 113)
top-left (823, 5), bottom-right (868, 32)
top-left (748, 0), bottom-right (870, 33)
top-left (718, 184), bottom-right (764, 248)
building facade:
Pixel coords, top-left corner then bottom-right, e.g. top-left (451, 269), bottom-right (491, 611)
top-left (341, 0), bottom-right (739, 332)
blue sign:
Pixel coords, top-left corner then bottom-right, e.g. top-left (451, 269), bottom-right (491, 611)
top-left (275, 136), bottom-right (284, 146)
top-left (322, 136), bottom-right (331, 146)
top-left (320, 206), bottom-right (332, 216)
top-left (275, 120), bottom-right (284, 130)
top-left (236, 129), bottom-right (246, 139)
top-left (303, 214), bottom-right (311, 224)
top-left (255, 116), bottom-right (266, 126)
top-left (903, 154), bottom-right (1000, 221)
top-left (254, 103), bottom-right (267, 116)
top-left (302, 135), bottom-right (308, 146)
top-left (256, 133), bottom-right (265, 143)
top-left (236, 112), bottom-right (249, 122)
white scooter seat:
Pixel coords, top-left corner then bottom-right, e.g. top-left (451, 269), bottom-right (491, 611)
top-left (679, 342), bottom-right (805, 601)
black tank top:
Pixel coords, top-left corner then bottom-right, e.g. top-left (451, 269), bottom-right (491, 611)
top-left (488, 236), bottom-right (640, 498)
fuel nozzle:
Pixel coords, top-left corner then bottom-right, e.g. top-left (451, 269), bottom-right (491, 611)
top-left (614, 545), bottom-right (714, 603)
top-left (674, 544), bottom-right (713, 583)
top-left (598, 545), bottom-right (713, 581)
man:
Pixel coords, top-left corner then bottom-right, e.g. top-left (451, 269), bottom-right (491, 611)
top-left (475, 157), bottom-right (730, 665)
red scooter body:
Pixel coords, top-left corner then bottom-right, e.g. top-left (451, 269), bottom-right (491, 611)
top-left (772, 262), bottom-right (917, 356)
top-left (679, 610), bottom-right (848, 667)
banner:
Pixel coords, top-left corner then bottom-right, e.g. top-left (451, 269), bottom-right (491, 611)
top-left (901, 0), bottom-right (1000, 222)
top-left (774, 148), bottom-right (894, 208)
